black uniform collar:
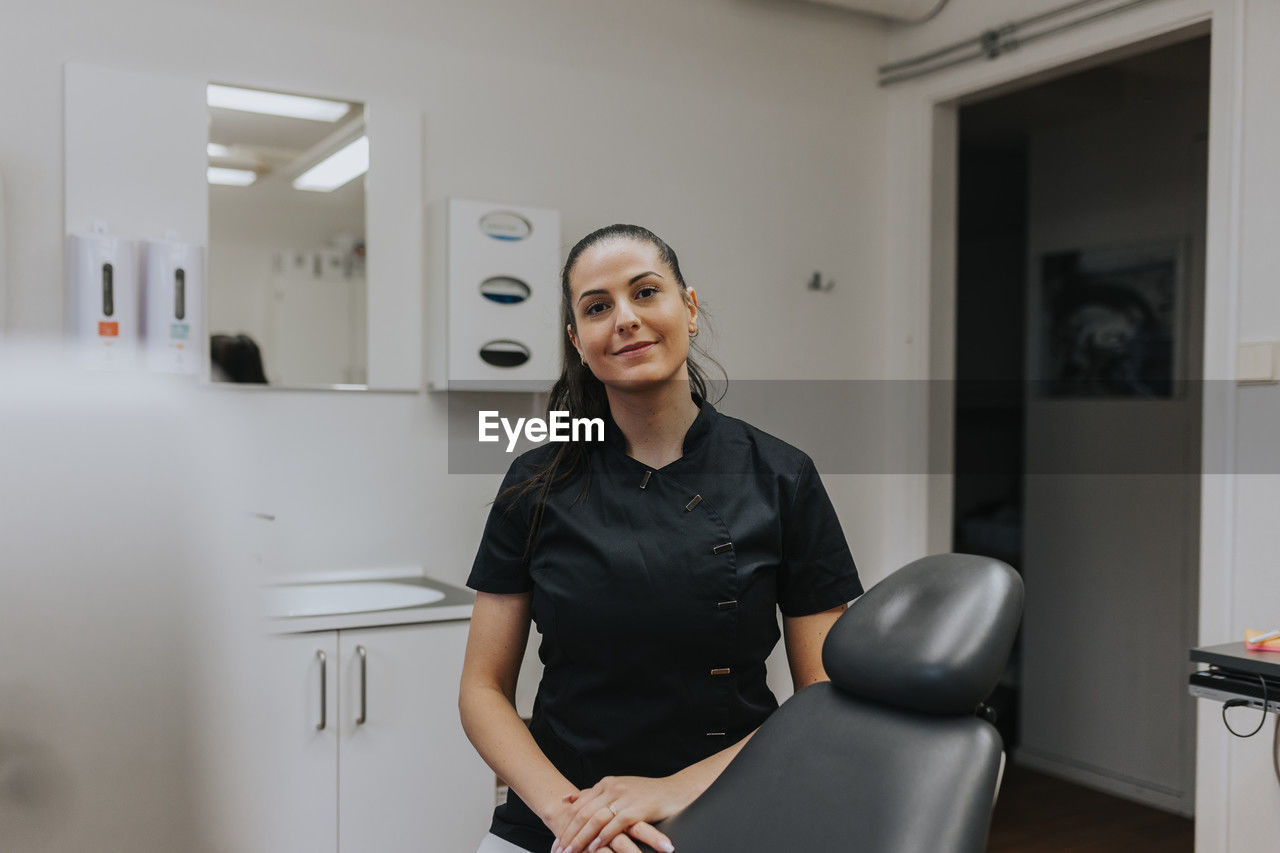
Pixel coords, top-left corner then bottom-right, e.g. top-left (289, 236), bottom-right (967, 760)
top-left (602, 391), bottom-right (715, 456)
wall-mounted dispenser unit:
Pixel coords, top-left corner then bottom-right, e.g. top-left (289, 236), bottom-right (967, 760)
top-left (65, 233), bottom-right (139, 369)
top-left (140, 240), bottom-right (204, 375)
top-left (426, 199), bottom-right (560, 391)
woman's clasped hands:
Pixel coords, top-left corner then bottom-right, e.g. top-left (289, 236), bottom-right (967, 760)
top-left (549, 775), bottom-right (689, 853)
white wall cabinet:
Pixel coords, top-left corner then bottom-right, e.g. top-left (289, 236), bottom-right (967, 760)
top-left (261, 619), bottom-right (493, 852)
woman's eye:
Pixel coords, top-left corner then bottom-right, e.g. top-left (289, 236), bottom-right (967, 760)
top-left (583, 286), bottom-right (654, 317)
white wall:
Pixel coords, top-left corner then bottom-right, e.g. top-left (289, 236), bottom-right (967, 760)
top-left (0, 0), bottom-right (891, 717)
top-left (882, 0), bottom-right (1280, 849)
top-left (1215, 1), bottom-right (1280, 846)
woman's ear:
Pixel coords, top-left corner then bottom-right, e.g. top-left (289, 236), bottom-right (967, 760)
top-left (566, 324), bottom-right (581, 358)
top-left (684, 287), bottom-right (699, 324)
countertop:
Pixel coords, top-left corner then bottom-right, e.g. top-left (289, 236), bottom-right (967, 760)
top-left (264, 568), bottom-right (476, 634)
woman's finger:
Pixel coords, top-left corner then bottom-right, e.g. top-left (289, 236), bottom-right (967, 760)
top-left (585, 812), bottom-right (668, 853)
top-left (566, 803), bottom-right (616, 853)
top-left (623, 820), bottom-right (674, 853)
top-left (585, 810), bottom-right (636, 853)
top-left (585, 814), bottom-right (676, 853)
top-left (557, 789), bottom-right (600, 848)
top-left (559, 792), bottom-right (609, 853)
top-left (607, 832), bottom-right (644, 853)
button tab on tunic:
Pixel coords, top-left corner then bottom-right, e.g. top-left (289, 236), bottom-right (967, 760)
top-left (710, 667), bottom-right (731, 676)
top-left (639, 470), bottom-right (652, 489)
top-left (684, 494), bottom-right (703, 512)
top-left (712, 542), bottom-right (733, 555)
top-left (705, 731), bottom-right (726, 737)
top-left (716, 600), bottom-right (738, 611)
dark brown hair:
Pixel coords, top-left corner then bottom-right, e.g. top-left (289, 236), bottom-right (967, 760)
top-left (494, 224), bottom-right (727, 558)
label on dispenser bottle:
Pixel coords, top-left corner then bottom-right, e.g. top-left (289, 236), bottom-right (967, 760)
top-left (170, 322), bottom-right (190, 340)
top-left (98, 321), bottom-right (119, 337)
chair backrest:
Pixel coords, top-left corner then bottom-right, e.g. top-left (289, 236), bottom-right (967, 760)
top-left (648, 553), bottom-right (1023, 852)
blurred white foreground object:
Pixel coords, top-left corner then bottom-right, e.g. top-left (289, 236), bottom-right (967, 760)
top-left (1, 167), bottom-right (7, 333)
top-left (0, 341), bottom-right (257, 852)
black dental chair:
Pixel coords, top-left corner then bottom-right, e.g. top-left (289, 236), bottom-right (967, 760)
top-left (644, 553), bottom-right (1024, 852)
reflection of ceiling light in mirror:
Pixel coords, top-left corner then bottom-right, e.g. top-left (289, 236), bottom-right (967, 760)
top-left (292, 136), bottom-right (368, 192)
top-left (206, 84), bottom-right (351, 122)
top-left (208, 166), bottom-right (257, 186)
top-left (207, 142), bottom-right (232, 158)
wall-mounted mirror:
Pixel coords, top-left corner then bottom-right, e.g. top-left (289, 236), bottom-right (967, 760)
top-left (206, 83), bottom-right (368, 388)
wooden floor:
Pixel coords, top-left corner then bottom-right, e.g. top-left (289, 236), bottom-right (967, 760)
top-left (987, 764), bottom-right (1194, 852)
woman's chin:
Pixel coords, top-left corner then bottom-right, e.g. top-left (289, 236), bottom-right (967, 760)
top-left (603, 376), bottom-right (659, 392)
top-left (601, 368), bottom-right (687, 393)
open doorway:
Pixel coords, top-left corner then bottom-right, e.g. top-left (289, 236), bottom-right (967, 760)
top-left (951, 34), bottom-right (1209, 849)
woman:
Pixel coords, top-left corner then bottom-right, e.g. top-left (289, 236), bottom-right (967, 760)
top-left (459, 225), bottom-right (863, 853)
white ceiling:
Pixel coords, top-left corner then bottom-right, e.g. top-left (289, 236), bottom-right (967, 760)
top-left (207, 88), bottom-right (364, 176)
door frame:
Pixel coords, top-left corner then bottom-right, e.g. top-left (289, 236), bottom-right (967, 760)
top-left (880, 0), bottom-right (1241, 846)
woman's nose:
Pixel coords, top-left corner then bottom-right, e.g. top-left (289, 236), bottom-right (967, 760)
top-left (616, 300), bottom-right (640, 330)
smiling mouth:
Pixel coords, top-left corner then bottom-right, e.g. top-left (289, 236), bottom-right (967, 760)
top-left (615, 342), bottom-right (656, 355)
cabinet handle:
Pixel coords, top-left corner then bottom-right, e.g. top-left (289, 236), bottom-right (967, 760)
top-left (356, 645), bottom-right (367, 725)
top-left (316, 650), bottom-right (327, 731)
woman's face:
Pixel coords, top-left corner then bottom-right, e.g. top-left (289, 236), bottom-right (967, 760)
top-left (566, 238), bottom-right (698, 392)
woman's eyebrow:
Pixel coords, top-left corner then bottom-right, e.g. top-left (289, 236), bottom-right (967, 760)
top-left (576, 271), bottom-right (665, 304)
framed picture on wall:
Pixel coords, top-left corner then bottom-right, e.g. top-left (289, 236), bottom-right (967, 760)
top-left (1035, 240), bottom-right (1185, 398)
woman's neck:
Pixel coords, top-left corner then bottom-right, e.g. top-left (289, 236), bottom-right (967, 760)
top-left (605, 380), bottom-right (701, 468)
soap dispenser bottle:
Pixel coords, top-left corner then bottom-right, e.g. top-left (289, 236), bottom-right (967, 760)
top-left (140, 239), bottom-right (204, 374)
top-left (65, 231), bottom-right (140, 369)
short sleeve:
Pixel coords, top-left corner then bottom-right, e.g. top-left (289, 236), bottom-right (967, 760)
top-left (466, 460), bottom-right (537, 594)
top-left (778, 454), bottom-right (863, 617)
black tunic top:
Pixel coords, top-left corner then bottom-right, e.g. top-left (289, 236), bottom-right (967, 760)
top-left (466, 392), bottom-right (863, 852)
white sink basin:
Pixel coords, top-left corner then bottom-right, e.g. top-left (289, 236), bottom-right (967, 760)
top-left (265, 581), bottom-right (446, 618)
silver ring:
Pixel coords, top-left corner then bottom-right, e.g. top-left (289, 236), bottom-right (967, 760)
top-left (607, 802), bottom-right (619, 816)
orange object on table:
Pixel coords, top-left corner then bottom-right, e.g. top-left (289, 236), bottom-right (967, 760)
top-left (1244, 629), bottom-right (1280, 651)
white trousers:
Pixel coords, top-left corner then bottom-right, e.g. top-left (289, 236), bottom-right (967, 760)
top-left (475, 832), bottom-right (533, 853)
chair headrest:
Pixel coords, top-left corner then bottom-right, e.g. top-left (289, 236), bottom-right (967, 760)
top-left (822, 554), bottom-right (1023, 715)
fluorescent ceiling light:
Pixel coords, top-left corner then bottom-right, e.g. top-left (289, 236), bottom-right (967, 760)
top-left (207, 142), bottom-right (231, 158)
top-left (292, 136), bottom-right (368, 192)
top-left (207, 84), bottom-right (351, 122)
top-left (208, 166), bottom-right (257, 187)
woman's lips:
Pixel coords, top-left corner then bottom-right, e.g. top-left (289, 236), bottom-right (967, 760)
top-left (615, 342), bottom-right (656, 357)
